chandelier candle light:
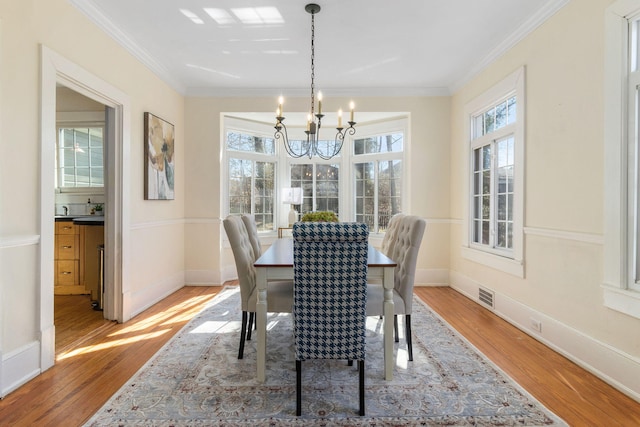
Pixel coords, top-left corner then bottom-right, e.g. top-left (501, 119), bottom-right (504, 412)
top-left (275, 3), bottom-right (356, 160)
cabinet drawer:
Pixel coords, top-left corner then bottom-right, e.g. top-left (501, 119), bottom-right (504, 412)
top-left (56, 222), bottom-right (76, 235)
top-left (56, 235), bottom-right (79, 259)
top-left (56, 260), bottom-right (78, 285)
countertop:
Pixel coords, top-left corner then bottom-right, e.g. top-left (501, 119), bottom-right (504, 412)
top-left (55, 215), bottom-right (104, 225)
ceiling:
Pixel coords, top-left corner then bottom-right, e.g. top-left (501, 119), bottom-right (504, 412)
top-left (70, 0), bottom-right (567, 98)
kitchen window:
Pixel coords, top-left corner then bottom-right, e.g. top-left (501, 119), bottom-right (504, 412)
top-left (56, 125), bottom-right (104, 190)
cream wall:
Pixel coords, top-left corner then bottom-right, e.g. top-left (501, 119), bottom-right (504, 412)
top-left (2, 0), bottom-right (639, 405)
top-left (450, 0), bottom-right (640, 398)
top-left (0, 0), bottom-right (185, 396)
top-left (184, 96), bottom-right (451, 285)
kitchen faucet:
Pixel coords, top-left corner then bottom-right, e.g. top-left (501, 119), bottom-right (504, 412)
top-left (62, 206), bottom-right (68, 216)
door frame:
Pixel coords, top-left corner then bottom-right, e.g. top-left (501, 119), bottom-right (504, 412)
top-left (39, 45), bottom-right (131, 369)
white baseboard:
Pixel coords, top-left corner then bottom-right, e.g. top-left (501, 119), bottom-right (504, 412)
top-left (415, 268), bottom-right (449, 286)
top-left (129, 271), bottom-right (185, 319)
top-left (185, 269), bottom-right (222, 286)
top-left (449, 271), bottom-right (640, 402)
top-left (1, 341), bottom-right (41, 398)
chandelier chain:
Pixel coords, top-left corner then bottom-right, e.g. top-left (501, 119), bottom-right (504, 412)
top-left (310, 11), bottom-right (315, 117)
top-left (274, 3), bottom-right (356, 160)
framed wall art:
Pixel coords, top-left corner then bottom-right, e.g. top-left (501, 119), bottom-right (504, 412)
top-left (144, 112), bottom-right (175, 200)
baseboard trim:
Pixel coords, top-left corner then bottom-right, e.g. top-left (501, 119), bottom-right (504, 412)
top-left (450, 271), bottom-right (640, 403)
top-left (1, 341), bottom-right (41, 398)
top-left (415, 268), bottom-right (449, 286)
top-left (128, 271), bottom-right (185, 319)
top-left (185, 269), bottom-right (222, 286)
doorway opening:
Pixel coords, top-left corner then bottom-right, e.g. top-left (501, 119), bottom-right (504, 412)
top-left (40, 45), bottom-right (131, 370)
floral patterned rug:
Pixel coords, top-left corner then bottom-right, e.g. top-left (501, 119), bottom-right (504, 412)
top-left (85, 286), bottom-right (567, 426)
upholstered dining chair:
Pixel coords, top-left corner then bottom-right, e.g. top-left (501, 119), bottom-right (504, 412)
top-left (293, 222), bottom-right (369, 416)
top-left (241, 214), bottom-right (262, 259)
top-left (223, 215), bottom-right (293, 359)
top-left (380, 213), bottom-right (404, 257)
top-left (366, 215), bottom-right (426, 361)
top-left (240, 214), bottom-right (262, 338)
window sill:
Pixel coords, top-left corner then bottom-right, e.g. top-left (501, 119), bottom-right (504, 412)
top-left (461, 246), bottom-right (524, 278)
top-left (602, 285), bottom-right (640, 320)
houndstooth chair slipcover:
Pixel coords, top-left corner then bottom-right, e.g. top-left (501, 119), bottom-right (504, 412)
top-left (292, 222), bottom-right (369, 416)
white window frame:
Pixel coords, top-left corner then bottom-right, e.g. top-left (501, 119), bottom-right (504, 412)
top-left (287, 159), bottom-right (342, 216)
top-left (462, 67), bottom-right (525, 278)
top-left (222, 117), bottom-right (279, 232)
top-left (56, 111), bottom-right (105, 194)
top-left (603, 0), bottom-right (640, 319)
top-left (351, 125), bottom-right (405, 234)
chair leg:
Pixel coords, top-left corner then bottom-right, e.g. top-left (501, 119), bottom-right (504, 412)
top-left (246, 312), bottom-right (254, 341)
top-left (296, 360), bottom-right (302, 416)
top-left (238, 311), bottom-right (248, 359)
top-left (358, 360), bottom-right (365, 416)
top-left (405, 314), bottom-right (413, 361)
top-left (394, 315), bottom-right (399, 343)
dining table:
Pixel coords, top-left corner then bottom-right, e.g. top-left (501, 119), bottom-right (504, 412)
top-left (253, 237), bottom-right (397, 382)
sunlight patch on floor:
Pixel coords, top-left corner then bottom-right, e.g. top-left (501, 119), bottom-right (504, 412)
top-left (56, 329), bottom-right (170, 361)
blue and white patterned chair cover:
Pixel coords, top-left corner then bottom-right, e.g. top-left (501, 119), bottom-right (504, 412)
top-left (292, 222), bottom-right (368, 416)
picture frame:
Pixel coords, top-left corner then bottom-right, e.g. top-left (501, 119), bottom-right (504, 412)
top-left (144, 112), bottom-right (175, 200)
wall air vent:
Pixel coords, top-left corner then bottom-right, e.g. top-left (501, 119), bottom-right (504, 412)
top-left (478, 287), bottom-right (495, 309)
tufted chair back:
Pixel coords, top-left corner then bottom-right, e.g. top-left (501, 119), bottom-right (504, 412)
top-left (380, 213), bottom-right (405, 257)
top-left (386, 215), bottom-right (426, 314)
top-left (223, 215), bottom-right (256, 312)
top-left (241, 214), bottom-right (262, 259)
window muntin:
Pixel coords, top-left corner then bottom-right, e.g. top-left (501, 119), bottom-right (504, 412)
top-left (56, 126), bottom-right (104, 188)
top-left (629, 17), bottom-right (640, 291)
top-left (473, 96), bottom-right (516, 137)
top-left (354, 133), bottom-right (403, 155)
top-left (353, 132), bottom-right (403, 233)
top-left (470, 95), bottom-right (517, 256)
top-left (463, 66), bottom-right (524, 277)
top-left (472, 136), bottom-right (514, 250)
top-left (224, 117), bottom-right (407, 235)
top-left (290, 162), bottom-right (340, 216)
top-left (226, 131), bottom-right (275, 154)
top-left (354, 160), bottom-right (402, 232)
top-left (228, 157), bottom-right (275, 231)
top-left (226, 128), bottom-right (276, 232)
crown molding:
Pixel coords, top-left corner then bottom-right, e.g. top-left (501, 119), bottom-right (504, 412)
top-left (69, 0), bottom-right (186, 94)
top-left (449, 0), bottom-right (570, 94)
top-left (184, 86), bottom-right (451, 98)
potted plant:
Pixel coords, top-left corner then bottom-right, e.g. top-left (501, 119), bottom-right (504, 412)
top-left (300, 211), bottom-right (339, 222)
top-left (94, 203), bottom-right (103, 215)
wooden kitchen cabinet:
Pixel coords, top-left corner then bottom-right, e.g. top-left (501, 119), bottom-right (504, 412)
top-left (79, 224), bottom-right (104, 302)
top-left (54, 221), bottom-right (85, 294)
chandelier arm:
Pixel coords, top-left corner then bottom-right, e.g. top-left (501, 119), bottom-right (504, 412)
top-left (275, 121), bottom-right (306, 159)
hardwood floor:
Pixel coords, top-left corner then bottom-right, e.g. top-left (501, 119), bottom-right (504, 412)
top-left (414, 287), bottom-right (640, 426)
top-left (0, 286), bottom-right (221, 426)
top-left (0, 285), bottom-right (638, 426)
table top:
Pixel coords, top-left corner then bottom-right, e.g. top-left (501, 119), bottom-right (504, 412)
top-left (254, 238), bottom-right (396, 268)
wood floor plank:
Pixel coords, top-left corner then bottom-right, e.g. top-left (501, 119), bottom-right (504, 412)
top-left (1, 285), bottom-right (639, 426)
top-left (414, 287), bottom-right (640, 426)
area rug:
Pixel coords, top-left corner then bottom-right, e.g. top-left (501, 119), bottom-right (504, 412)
top-left (85, 286), bottom-right (567, 426)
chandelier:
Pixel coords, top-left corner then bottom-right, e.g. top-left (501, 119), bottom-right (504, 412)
top-left (274, 3), bottom-right (356, 160)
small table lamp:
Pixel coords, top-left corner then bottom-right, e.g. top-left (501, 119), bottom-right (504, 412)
top-left (282, 187), bottom-right (303, 226)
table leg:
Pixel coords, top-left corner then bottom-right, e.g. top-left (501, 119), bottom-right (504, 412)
top-left (383, 266), bottom-right (394, 380)
top-left (256, 267), bottom-right (267, 382)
